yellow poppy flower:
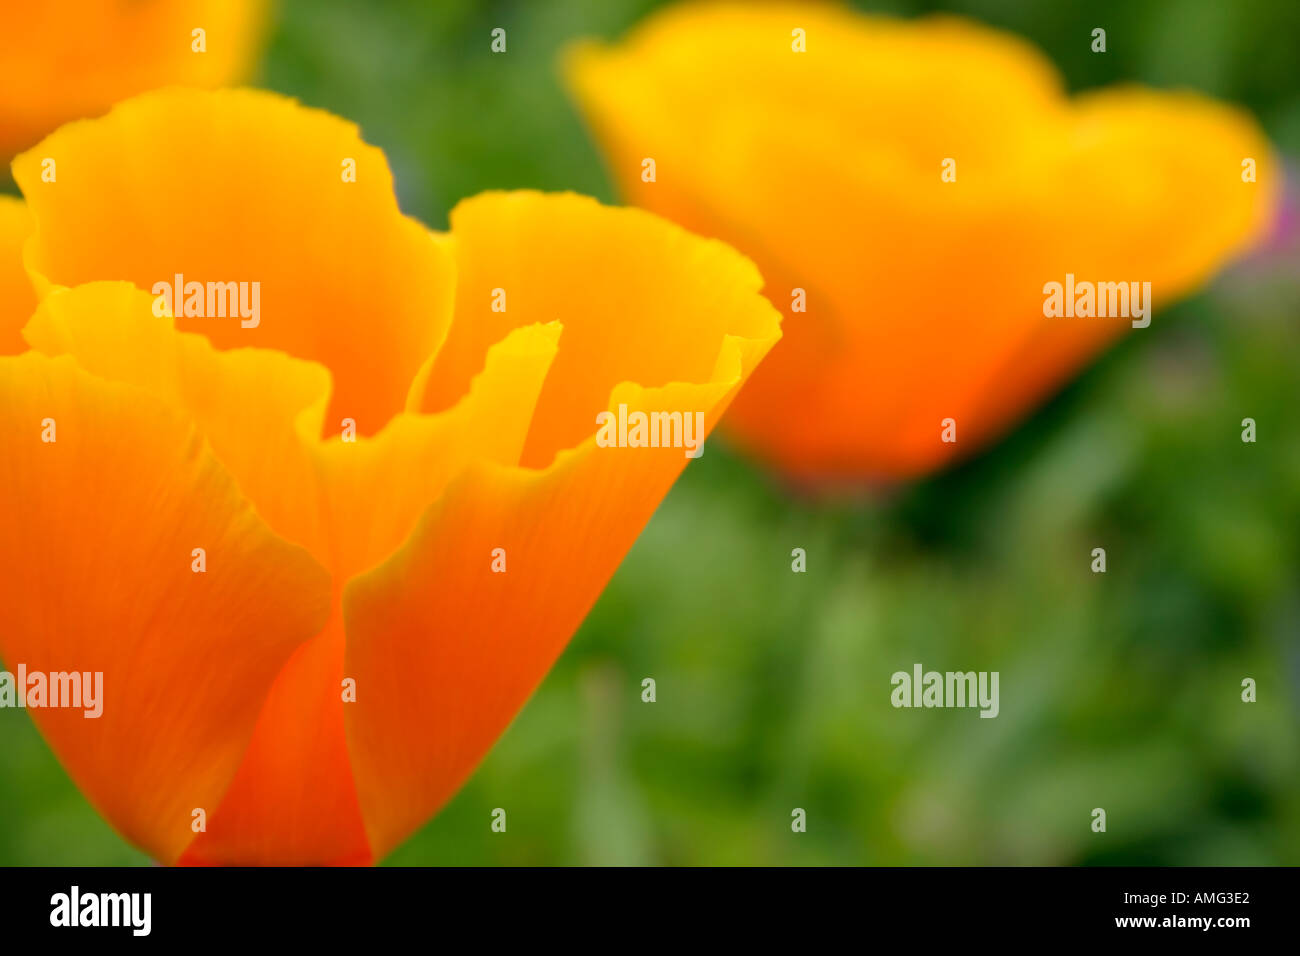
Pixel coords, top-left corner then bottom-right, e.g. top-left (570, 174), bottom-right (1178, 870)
top-left (0, 0), bottom-right (268, 159)
top-left (565, 1), bottom-right (1279, 481)
top-left (0, 87), bottom-right (781, 864)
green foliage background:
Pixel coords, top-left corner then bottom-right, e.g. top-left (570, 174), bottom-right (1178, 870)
top-left (1, 0), bottom-right (1297, 865)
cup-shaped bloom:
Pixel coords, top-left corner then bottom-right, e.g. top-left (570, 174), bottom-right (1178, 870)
top-left (0, 0), bottom-right (268, 158)
top-left (566, 2), bottom-right (1279, 481)
top-left (0, 88), bottom-right (781, 864)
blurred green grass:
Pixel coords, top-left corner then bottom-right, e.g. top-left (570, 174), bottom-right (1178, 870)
top-left (1, 0), bottom-right (1298, 865)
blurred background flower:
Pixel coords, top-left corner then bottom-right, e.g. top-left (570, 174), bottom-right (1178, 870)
top-left (1, 0), bottom-right (1297, 865)
top-left (567, 2), bottom-right (1279, 483)
top-left (0, 0), bottom-right (269, 163)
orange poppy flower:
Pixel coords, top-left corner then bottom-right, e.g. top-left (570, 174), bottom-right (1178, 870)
top-left (0, 88), bottom-right (781, 864)
top-left (0, 0), bottom-right (268, 160)
top-left (565, 2), bottom-right (1279, 481)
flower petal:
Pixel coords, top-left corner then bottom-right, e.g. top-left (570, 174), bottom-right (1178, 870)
top-left (320, 321), bottom-right (562, 580)
top-left (179, 322), bottom-right (561, 865)
top-left (424, 191), bottom-right (781, 466)
top-left (0, 0), bottom-right (268, 157)
top-left (0, 197), bottom-right (35, 355)
top-left (12, 87), bottom-right (455, 437)
top-left (22, 281), bottom-right (332, 557)
top-left (0, 351), bottom-right (330, 864)
top-left (345, 380), bottom-right (743, 859)
top-left (343, 193), bottom-right (781, 858)
top-left (967, 89), bottom-right (1281, 448)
